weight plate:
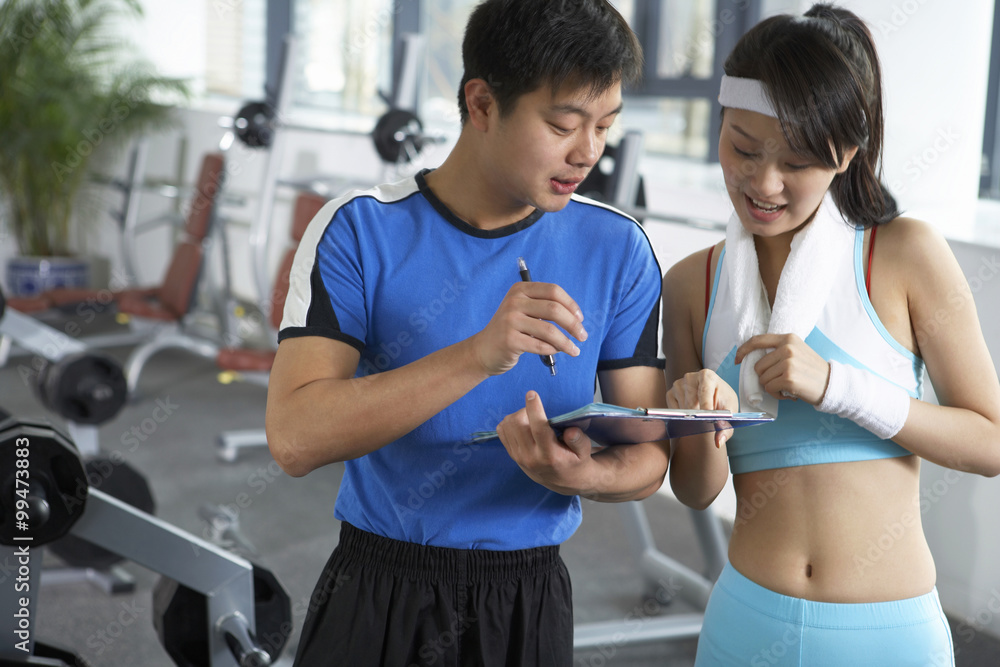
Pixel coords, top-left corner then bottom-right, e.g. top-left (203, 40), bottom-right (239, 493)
top-left (234, 101), bottom-right (276, 149)
top-left (154, 562), bottom-right (292, 666)
top-left (0, 420), bottom-right (87, 546)
top-left (38, 352), bottom-right (128, 425)
top-left (373, 108), bottom-right (424, 163)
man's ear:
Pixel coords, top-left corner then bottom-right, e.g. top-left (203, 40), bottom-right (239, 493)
top-left (836, 145), bottom-right (860, 174)
top-left (464, 78), bottom-right (495, 131)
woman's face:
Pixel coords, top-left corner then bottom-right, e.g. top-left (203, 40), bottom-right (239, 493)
top-left (718, 108), bottom-right (857, 239)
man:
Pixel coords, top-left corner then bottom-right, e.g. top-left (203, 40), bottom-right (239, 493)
top-left (267, 1), bottom-right (668, 663)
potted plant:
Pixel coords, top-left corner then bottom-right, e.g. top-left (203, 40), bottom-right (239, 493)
top-left (0, 0), bottom-right (188, 296)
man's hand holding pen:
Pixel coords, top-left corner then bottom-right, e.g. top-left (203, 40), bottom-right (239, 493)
top-left (469, 272), bottom-right (588, 377)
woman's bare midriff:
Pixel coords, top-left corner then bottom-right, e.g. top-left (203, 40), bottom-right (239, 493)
top-left (728, 454), bottom-right (937, 603)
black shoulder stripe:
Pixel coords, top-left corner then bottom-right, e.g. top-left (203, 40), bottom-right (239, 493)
top-left (305, 259), bottom-right (342, 332)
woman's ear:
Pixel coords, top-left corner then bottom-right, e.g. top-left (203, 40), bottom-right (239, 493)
top-left (836, 145), bottom-right (860, 174)
top-left (464, 78), bottom-right (495, 132)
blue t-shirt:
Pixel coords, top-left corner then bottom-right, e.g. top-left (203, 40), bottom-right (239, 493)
top-left (280, 170), bottom-right (663, 549)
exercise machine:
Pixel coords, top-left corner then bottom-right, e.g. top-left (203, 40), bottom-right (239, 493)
top-left (0, 416), bottom-right (291, 667)
top-left (0, 290), bottom-right (292, 666)
top-left (0, 287), bottom-right (157, 593)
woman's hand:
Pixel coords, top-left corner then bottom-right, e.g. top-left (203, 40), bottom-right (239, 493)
top-left (736, 333), bottom-right (831, 405)
top-left (666, 369), bottom-right (739, 448)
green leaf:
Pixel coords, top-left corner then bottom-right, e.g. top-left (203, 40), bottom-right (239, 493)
top-left (0, 0), bottom-right (190, 257)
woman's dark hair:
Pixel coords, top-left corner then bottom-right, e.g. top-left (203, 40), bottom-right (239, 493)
top-left (724, 3), bottom-right (899, 227)
top-left (458, 0), bottom-right (642, 124)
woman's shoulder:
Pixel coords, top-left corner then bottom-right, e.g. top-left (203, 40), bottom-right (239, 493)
top-left (874, 216), bottom-right (952, 265)
top-left (662, 241), bottom-right (725, 305)
top-left (873, 217), bottom-right (965, 303)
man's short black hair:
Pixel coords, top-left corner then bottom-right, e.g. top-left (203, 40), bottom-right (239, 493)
top-left (458, 0), bottom-right (642, 124)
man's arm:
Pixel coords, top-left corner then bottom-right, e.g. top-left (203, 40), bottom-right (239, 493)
top-left (266, 335), bottom-right (488, 477)
top-left (496, 364), bottom-right (670, 502)
top-left (266, 281), bottom-right (588, 477)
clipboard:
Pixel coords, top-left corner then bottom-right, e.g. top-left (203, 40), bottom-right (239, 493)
top-left (469, 402), bottom-right (773, 446)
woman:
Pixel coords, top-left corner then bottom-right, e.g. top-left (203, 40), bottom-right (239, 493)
top-left (662, 4), bottom-right (1000, 665)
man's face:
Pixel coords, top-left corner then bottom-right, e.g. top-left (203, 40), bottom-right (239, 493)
top-left (483, 80), bottom-right (623, 215)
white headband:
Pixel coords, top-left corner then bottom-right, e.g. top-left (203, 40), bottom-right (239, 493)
top-left (718, 75), bottom-right (778, 118)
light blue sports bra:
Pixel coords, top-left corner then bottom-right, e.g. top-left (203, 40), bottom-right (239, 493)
top-left (702, 227), bottom-right (923, 474)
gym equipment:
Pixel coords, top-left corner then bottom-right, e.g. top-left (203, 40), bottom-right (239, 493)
top-left (372, 107), bottom-right (427, 164)
top-left (1, 152), bottom-right (233, 397)
top-left (199, 503), bottom-right (260, 558)
top-left (0, 419), bottom-right (88, 548)
top-left (577, 128), bottom-right (728, 232)
top-left (579, 129), bottom-right (648, 219)
top-left (237, 33), bottom-right (445, 306)
top-left (0, 416), bottom-right (291, 666)
top-left (573, 502), bottom-right (726, 647)
top-left (153, 562), bottom-right (291, 667)
top-left (0, 307), bottom-right (128, 427)
top-left (214, 191), bottom-right (328, 462)
top-left (233, 101), bottom-right (276, 149)
top-left (570, 129), bottom-right (727, 648)
top-left (0, 286), bottom-right (156, 586)
top-left (46, 453), bottom-right (156, 571)
top-left (34, 352), bottom-right (128, 426)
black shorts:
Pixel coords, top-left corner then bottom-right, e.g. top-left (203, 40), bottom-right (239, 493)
top-left (292, 522), bottom-right (574, 667)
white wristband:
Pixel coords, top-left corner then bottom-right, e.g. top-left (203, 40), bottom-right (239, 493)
top-left (817, 360), bottom-right (910, 440)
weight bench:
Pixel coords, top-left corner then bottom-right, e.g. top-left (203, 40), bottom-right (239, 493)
top-left (0, 417), bottom-right (291, 667)
top-left (1, 153), bottom-right (229, 400)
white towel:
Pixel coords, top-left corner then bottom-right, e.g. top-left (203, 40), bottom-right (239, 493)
top-left (726, 194), bottom-right (855, 417)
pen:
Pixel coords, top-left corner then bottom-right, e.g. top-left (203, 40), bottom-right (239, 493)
top-left (517, 256), bottom-right (557, 376)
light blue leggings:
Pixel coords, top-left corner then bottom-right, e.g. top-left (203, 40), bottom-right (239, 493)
top-left (695, 562), bottom-right (955, 667)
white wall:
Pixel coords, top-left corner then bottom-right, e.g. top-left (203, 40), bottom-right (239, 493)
top-left (838, 0), bottom-right (995, 242)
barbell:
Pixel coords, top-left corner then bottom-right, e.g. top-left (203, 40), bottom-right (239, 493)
top-left (232, 100), bottom-right (443, 164)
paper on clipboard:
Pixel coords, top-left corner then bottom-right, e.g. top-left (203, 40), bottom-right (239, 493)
top-left (469, 402), bottom-right (773, 446)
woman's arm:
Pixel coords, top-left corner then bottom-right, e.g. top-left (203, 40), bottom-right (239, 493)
top-left (738, 219), bottom-right (1000, 477)
top-left (662, 245), bottom-right (736, 509)
top-left (886, 218), bottom-right (1000, 477)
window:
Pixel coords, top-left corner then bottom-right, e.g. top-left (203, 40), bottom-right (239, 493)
top-left (620, 0), bottom-right (762, 161)
top-left (417, 0), bottom-right (480, 129)
top-left (259, 0), bottom-right (762, 159)
top-left (205, 0), bottom-right (267, 100)
top-left (291, 0), bottom-right (394, 118)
